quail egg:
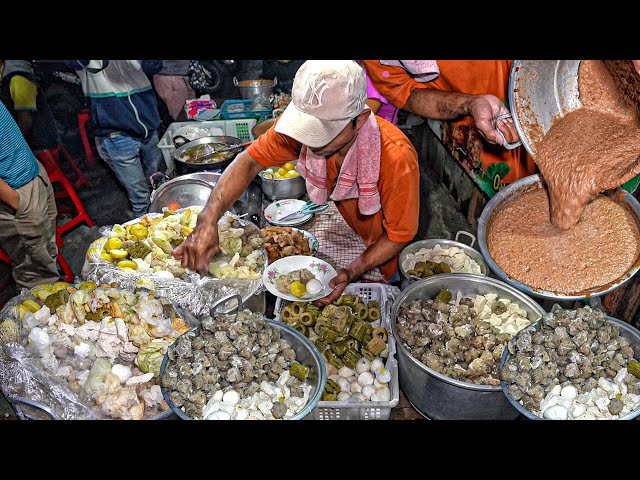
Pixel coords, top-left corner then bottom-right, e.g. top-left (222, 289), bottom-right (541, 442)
top-left (305, 278), bottom-right (323, 295)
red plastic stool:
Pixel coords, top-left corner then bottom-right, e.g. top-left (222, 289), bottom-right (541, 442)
top-left (36, 151), bottom-right (95, 236)
top-left (77, 108), bottom-right (98, 167)
top-left (37, 145), bottom-right (89, 190)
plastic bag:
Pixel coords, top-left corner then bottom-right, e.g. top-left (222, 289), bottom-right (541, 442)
top-left (81, 210), bottom-right (265, 317)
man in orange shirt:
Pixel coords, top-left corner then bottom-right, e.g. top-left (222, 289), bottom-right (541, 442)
top-left (362, 60), bottom-right (536, 189)
top-left (175, 60), bottom-right (421, 304)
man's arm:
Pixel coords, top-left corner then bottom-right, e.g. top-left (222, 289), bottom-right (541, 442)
top-left (0, 178), bottom-right (20, 211)
top-left (173, 151), bottom-right (264, 272)
top-left (316, 232), bottom-right (409, 306)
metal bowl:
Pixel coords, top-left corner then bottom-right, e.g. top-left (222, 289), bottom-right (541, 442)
top-left (477, 174), bottom-right (640, 301)
top-left (509, 60), bottom-right (582, 158)
top-left (159, 295), bottom-right (326, 420)
top-left (148, 177), bottom-right (214, 213)
top-left (500, 315), bottom-right (640, 420)
top-left (398, 231), bottom-right (488, 287)
top-left (173, 135), bottom-right (243, 171)
top-left (390, 273), bottom-right (546, 420)
top-left (259, 160), bottom-right (306, 200)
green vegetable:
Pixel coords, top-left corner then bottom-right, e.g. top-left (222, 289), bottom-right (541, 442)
top-left (289, 362), bottom-right (310, 382)
top-left (331, 340), bottom-right (349, 357)
top-left (292, 323), bottom-right (308, 336)
top-left (342, 349), bottom-right (362, 369)
top-left (85, 308), bottom-right (112, 321)
top-left (84, 358), bottom-right (112, 394)
top-left (349, 321), bottom-right (368, 342)
top-left (367, 335), bottom-right (387, 356)
top-left (127, 241), bottom-right (152, 259)
top-left (135, 341), bottom-right (170, 377)
top-left (325, 350), bottom-right (344, 369)
top-left (324, 379), bottom-right (339, 394)
top-left (434, 289), bottom-right (453, 304)
top-left (44, 289), bottom-right (69, 311)
top-left (355, 303), bottom-right (368, 320)
top-left (299, 312), bottom-right (315, 326)
top-left (360, 347), bottom-right (375, 361)
top-left (434, 262), bottom-right (451, 274)
top-left (313, 339), bottom-right (329, 353)
top-left (319, 327), bottom-right (338, 343)
top-left (372, 327), bottom-right (388, 342)
top-left (629, 360), bottom-right (640, 379)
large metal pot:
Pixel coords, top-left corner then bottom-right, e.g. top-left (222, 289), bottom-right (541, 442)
top-left (477, 174), bottom-right (640, 301)
top-left (500, 315), bottom-right (640, 420)
top-left (159, 294), bottom-right (326, 420)
top-left (173, 135), bottom-right (244, 172)
top-left (398, 231), bottom-right (488, 289)
top-left (390, 273), bottom-right (546, 420)
top-left (234, 77), bottom-right (278, 102)
top-left (508, 60), bottom-right (582, 158)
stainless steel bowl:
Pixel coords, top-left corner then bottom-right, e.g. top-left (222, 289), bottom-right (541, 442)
top-left (390, 273), bottom-right (546, 420)
top-left (509, 60), bottom-right (582, 158)
top-left (398, 231), bottom-right (488, 287)
top-left (259, 160), bottom-right (306, 200)
top-left (500, 315), bottom-right (640, 420)
top-left (148, 177), bottom-right (214, 213)
top-left (477, 174), bottom-right (640, 301)
top-left (159, 295), bottom-right (326, 420)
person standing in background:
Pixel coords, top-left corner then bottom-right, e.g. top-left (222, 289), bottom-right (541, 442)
top-left (0, 101), bottom-right (59, 288)
top-left (0, 60), bottom-right (60, 153)
top-left (153, 60), bottom-right (195, 120)
top-left (65, 60), bottom-right (165, 217)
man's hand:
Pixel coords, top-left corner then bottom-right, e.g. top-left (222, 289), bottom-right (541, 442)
top-left (633, 60), bottom-right (640, 76)
top-left (172, 221), bottom-right (220, 273)
top-left (314, 268), bottom-right (352, 306)
top-left (469, 94), bottom-right (519, 146)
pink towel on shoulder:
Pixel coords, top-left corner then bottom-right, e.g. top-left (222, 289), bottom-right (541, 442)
top-left (379, 60), bottom-right (440, 83)
top-left (296, 111), bottom-right (381, 215)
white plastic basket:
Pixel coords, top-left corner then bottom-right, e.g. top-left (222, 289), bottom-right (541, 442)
top-left (273, 283), bottom-right (400, 420)
top-left (157, 119), bottom-right (257, 175)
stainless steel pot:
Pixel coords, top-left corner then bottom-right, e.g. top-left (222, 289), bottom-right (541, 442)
top-left (509, 60), bottom-right (582, 158)
top-left (148, 177), bottom-right (214, 213)
top-left (234, 77), bottom-right (278, 102)
top-left (477, 174), bottom-right (640, 301)
top-left (398, 231), bottom-right (488, 288)
top-left (390, 273), bottom-right (546, 420)
top-left (159, 294), bottom-right (326, 420)
top-left (500, 315), bottom-right (640, 420)
top-left (259, 160), bottom-right (306, 200)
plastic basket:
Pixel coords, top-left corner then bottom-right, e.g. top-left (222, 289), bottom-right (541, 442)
top-left (224, 118), bottom-right (257, 142)
top-left (273, 283), bottom-right (400, 420)
top-left (220, 99), bottom-right (272, 120)
top-left (157, 120), bottom-right (256, 174)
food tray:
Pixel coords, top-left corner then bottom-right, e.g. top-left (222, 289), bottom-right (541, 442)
top-left (220, 99), bottom-right (272, 120)
top-left (274, 282), bottom-right (399, 420)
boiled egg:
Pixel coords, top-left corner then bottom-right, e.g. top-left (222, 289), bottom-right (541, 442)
top-left (305, 278), bottom-right (323, 295)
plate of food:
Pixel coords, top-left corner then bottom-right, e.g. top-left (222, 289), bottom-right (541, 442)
top-left (263, 255), bottom-right (337, 302)
top-left (260, 226), bottom-right (319, 264)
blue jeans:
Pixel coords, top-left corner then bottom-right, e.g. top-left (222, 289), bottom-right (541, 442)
top-left (95, 131), bottom-right (164, 217)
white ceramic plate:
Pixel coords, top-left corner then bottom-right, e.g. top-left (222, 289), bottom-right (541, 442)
top-left (263, 255), bottom-right (337, 302)
top-left (264, 199), bottom-right (312, 226)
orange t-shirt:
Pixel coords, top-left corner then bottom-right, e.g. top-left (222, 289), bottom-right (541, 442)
top-left (247, 115), bottom-right (420, 280)
top-left (362, 60), bottom-right (536, 185)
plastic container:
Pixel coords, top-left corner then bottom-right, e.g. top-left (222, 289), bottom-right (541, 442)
top-left (220, 99), bottom-right (272, 120)
top-left (158, 120), bottom-right (256, 175)
top-left (274, 283), bottom-right (400, 420)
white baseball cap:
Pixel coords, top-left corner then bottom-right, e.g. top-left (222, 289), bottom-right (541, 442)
top-left (274, 60), bottom-right (367, 148)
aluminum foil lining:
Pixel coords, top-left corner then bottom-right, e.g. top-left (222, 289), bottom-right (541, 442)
top-left (81, 213), bottom-right (265, 318)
